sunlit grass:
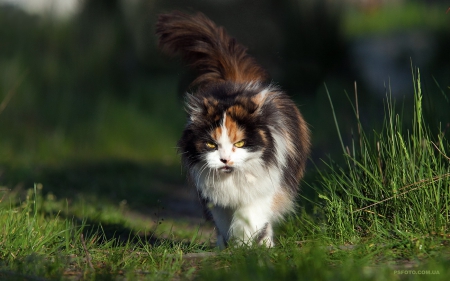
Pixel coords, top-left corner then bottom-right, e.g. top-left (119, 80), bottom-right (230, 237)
top-left (1, 185), bottom-right (449, 280)
top-left (0, 185), bottom-right (210, 280)
top-left (310, 68), bottom-right (450, 247)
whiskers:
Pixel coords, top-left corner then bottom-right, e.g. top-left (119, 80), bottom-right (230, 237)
top-left (193, 160), bottom-right (222, 191)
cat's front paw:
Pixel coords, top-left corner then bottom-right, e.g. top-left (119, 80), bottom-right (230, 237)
top-left (216, 234), bottom-right (227, 250)
top-left (258, 237), bottom-right (275, 248)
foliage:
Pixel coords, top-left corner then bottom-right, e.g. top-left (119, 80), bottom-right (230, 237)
top-left (343, 2), bottom-right (450, 37)
top-left (312, 68), bottom-right (450, 245)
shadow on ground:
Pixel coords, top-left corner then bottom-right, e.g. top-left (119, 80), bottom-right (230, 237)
top-left (0, 160), bottom-right (215, 245)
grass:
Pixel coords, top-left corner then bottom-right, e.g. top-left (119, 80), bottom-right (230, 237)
top-left (312, 68), bottom-right (450, 244)
top-left (0, 185), bottom-right (209, 280)
top-left (1, 69), bottom-right (449, 280)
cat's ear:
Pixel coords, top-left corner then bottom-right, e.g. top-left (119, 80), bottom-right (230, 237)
top-left (251, 89), bottom-right (269, 114)
top-left (185, 94), bottom-right (218, 122)
top-left (185, 94), bottom-right (203, 122)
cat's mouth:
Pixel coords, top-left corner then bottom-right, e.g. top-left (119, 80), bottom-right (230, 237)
top-left (219, 165), bottom-right (234, 173)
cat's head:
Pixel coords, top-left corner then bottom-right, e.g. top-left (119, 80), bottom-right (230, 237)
top-left (178, 83), bottom-right (276, 174)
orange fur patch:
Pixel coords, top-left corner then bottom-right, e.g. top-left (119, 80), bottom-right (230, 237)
top-left (224, 113), bottom-right (245, 143)
top-left (258, 129), bottom-right (268, 145)
top-left (271, 190), bottom-right (291, 213)
top-left (211, 126), bottom-right (222, 140)
top-left (227, 105), bottom-right (248, 119)
top-left (210, 113), bottom-right (246, 144)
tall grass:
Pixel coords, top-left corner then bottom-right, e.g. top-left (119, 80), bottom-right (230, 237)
top-left (314, 69), bottom-right (450, 244)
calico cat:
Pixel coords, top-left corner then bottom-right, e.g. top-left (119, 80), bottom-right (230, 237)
top-left (156, 11), bottom-right (310, 247)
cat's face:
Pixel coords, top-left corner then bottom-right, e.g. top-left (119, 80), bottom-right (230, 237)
top-left (179, 84), bottom-right (276, 174)
top-left (203, 112), bottom-right (260, 173)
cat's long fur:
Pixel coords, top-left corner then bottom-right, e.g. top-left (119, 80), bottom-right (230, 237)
top-left (156, 11), bottom-right (310, 247)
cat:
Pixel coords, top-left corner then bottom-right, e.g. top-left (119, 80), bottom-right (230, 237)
top-left (156, 11), bottom-right (310, 247)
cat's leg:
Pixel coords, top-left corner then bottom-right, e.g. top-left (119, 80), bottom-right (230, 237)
top-left (255, 222), bottom-right (274, 247)
top-left (229, 196), bottom-right (275, 247)
top-left (209, 205), bottom-right (234, 249)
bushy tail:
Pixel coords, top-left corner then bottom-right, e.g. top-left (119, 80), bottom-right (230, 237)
top-left (156, 11), bottom-right (268, 88)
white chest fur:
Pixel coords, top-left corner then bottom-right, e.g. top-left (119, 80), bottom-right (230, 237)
top-left (191, 159), bottom-right (285, 246)
top-left (191, 160), bottom-right (281, 208)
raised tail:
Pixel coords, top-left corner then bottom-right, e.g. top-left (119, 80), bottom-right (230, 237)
top-left (156, 11), bottom-right (268, 88)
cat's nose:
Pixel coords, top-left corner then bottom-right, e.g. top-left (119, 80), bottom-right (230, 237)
top-left (220, 158), bottom-right (228, 164)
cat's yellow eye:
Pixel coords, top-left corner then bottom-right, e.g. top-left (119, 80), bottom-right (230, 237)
top-left (234, 140), bottom-right (245, 148)
top-left (206, 142), bottom-right (216, 149)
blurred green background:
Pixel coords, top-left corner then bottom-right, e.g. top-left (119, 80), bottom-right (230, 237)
top-left (0, 0), bottom-right (449, 230)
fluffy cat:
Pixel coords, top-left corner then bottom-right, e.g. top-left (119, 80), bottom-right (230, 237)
top-left (156, 11), bottom-right (310, 247)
